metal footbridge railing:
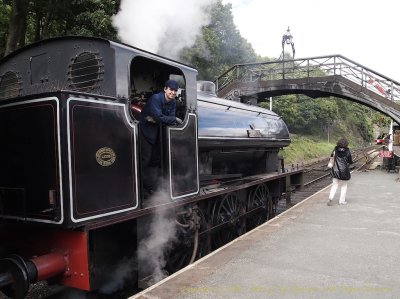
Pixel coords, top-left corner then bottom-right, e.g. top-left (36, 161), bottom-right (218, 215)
top-left (214, 55), bottom-right (400, 124)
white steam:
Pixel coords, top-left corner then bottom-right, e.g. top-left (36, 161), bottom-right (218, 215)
top-left (112, 0), bottom-right (216, 59)
top-left (137, 189), bottom-right (177, 283)
top-left (99, 257), bottom-right (136, 294)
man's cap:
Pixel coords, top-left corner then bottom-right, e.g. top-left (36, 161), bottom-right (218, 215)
top-left (165, 80), bottom-right (179, 91)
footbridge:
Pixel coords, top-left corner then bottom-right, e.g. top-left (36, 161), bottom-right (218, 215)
top-left (215, 55), bottom-right (400, 124)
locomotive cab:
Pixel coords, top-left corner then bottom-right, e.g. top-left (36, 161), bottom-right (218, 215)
top-left (128, 55), bottom-right (199, 202)
top-left (129, 56), bottom-right (187, 121)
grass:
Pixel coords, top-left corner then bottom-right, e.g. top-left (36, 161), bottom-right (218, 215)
top-left (280, 135), bottom-right (335, 165)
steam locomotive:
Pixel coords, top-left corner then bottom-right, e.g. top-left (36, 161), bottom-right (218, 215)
top-left (0, 37), bottom-right (302, 298)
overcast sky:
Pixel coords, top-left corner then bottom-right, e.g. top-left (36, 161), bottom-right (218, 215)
top-left (223, 0), bottom-right (400, 81)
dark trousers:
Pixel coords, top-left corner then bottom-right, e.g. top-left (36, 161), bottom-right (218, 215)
top-left (140, 132), bottom-right (161, 192)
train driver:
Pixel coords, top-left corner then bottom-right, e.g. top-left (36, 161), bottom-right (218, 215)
top-left (139, 79), bottom-right (183, 198)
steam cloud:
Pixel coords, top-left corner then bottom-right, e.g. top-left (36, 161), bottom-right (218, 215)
top-left (137, 189), bottom-right (178, 283)
top-left (112, 0), bottom-right (217, 59)
top-left (99, 257), bottom-right (136, 294)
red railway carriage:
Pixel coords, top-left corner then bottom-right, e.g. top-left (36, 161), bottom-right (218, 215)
top-left (0, 37), bottom-right (302, 298)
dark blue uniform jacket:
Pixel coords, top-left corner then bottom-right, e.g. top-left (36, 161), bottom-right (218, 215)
top-left (139, 92), bottom-right (176, 144)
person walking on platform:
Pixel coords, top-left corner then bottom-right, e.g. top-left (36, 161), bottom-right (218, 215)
top-left (327, 138), bottom-right (353, 206)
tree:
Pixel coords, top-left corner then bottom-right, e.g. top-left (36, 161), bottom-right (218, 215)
top-left (4, 0), bottom-right (28, 55)
top-left (260, 95), bottom-right (300, 129)
top-left (0, 0), bottom-right (11, 56)
top-left (180, 0), bottom-right (259, 80)
top-left (371, 112), bottom-right (390, 128)
top-left (2, 0), bottom-right (120, 57)
top-left (62, 0), bottom-right (120, 39)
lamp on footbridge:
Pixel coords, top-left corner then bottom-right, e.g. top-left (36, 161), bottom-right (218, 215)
top-left (281, 27), bottom-right (295, 59)
top-left (281, 26), bottom-right (295, 79)
top-left (270, 27), bottom-right (296, 111)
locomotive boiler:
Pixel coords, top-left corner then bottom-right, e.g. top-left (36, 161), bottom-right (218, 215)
top-left (0, 37), bottom-right (302, 298)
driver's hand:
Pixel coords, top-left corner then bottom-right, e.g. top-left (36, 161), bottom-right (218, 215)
top-left (145, 116), bottom-right (156, 123)
top-left (175, 117), bottom-right (183, 125)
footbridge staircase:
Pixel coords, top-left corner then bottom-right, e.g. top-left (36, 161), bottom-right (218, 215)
top-left (215, 55), bottom-right (400, 124)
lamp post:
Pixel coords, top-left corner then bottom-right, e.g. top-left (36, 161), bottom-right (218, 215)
top-left (270, 27), bottom-right (296, 111)
top-left (281, 27), bottom-right (295, 79)
top-left (271, 27), bottom-right (296, 111)
top-left (281, 26), bottom-right (295, 59)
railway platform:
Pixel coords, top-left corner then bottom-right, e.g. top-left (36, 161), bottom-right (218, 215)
top-left (131, 170), bottom-right (400, 299)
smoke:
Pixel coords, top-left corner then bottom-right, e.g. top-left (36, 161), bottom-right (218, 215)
top-left (112, 0), bottom-right (217, 59)
top-left (137, 189), bottom-right (177, 283)
top-left (99, 257), bottom-right (136, 294)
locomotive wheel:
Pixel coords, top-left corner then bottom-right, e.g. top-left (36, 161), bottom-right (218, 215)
top-left (211, 192), bottom-right (245, 249)
top-left (165, 208), bottom-right (208, 274)
top-left (247, 184), bottom-right (272, 230)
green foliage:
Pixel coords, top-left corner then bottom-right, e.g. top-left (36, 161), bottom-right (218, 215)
top-left (371, 112), bottom-right (391, 127)
top-left (0, 0), bottom-right (11, 55)
top-left (1, 0), bottom-right (120, 56)
top-left (62, 0), bottom-right (119, 39)
top-left (267, 94), bottom-right (337, 134)
top-left (267, 94), bottom-right (376, 146)
top-left (260, 95), bottom-right (300, 127)
top-left (180, 0), bottom-right (259, 80)
top-left (280, 135), bottom-right (335, 165)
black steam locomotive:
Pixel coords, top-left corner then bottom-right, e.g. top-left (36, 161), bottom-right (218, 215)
top-left (0, 37), bottom-right (302, 298)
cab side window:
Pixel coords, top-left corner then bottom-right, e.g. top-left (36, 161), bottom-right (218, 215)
top-left (129, 56), bottom-right (186, 121)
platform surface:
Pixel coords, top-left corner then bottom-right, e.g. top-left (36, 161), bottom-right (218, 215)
top-left (131, 170), bottom-right (400, 299)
